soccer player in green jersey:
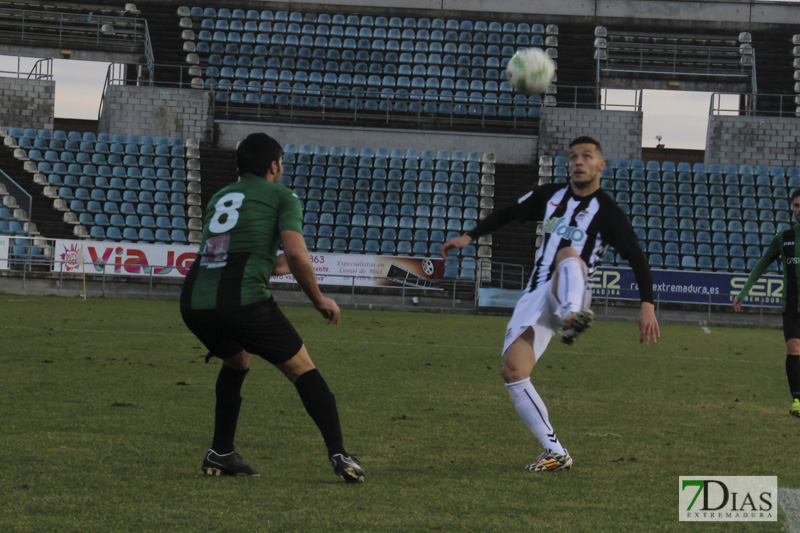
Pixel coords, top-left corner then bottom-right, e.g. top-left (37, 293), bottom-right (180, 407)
top-left (180, 133), bottom-right (364, 482)
top-left (733, 188), bottom-right (800, 418)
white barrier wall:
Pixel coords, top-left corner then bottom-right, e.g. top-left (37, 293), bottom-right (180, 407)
top-left (217, 121), bottom-right (538, 165)
top-left (54, 240), bottom-right (197, 278)
top-left (52, 239), bottom-right (445, 288)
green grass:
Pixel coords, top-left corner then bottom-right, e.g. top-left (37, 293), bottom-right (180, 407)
top-left (0, 293), bottom-right (794, 532)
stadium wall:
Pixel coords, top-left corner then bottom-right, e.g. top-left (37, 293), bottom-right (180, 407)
top-left (538, 107), bottom-right (642, 161)
top-left (0, 78), bottom-right (54, 131)
top-left (706, 115), bottom-right (800, 167)
top-left (98, 86), bottom-right (212, 141)
top-left (215, 121), bottom-right (539, 164)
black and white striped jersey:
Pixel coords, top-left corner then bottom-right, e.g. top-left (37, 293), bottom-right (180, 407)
top-left (467, 183), bottom-right (654, 302)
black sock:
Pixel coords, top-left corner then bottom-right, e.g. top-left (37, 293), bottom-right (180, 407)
top-left (294, 369), bottom-right (345, 457)
top-left (786, 355), bottom-right (800, 400)
top-left (211, 365), bottom-right (249, 454)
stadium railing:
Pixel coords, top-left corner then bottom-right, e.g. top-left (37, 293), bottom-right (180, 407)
top-left (0, 169), bottom-right (32, 237)
top-left (0, 6), bottom-right (150, 54)
top-left (0, 251), bottom-right (784, 323)
top-left (0, 56), bottom-right (53, 81)
top-left (98, 63), bottom-right (200, 119)
top-left (600, 42), bottom-right (750, 79)
top-left (0, 253), bottom-right (480, 310)
top-left (208, 81), bottom-right (543, 132)
top-left (553, 86), bottom-right (642, 111)
top-left (710, 92), bottom-right (798, 118)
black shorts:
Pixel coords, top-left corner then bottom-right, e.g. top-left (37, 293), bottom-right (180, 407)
top-left (181, 297), bottom-right (303, 365)
top-left (782, 311), bottom-right (800, 342)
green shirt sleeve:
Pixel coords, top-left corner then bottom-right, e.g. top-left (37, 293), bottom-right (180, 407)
top-left (736, 232), bottom-right (783, 301)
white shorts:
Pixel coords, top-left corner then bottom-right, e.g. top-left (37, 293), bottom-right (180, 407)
top-left (502, 281), bottom-right (592, 360)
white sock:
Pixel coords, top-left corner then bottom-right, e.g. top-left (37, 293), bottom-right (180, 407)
top-left (557, 257), bottom-right (585, 317)
top-left (506, 378), bottom-right (566, 454)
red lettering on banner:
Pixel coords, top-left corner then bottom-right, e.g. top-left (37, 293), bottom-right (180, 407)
top-left (124, 249), bottom-right (150, 273)
top-left (176, 252), bottom-right (196, 275)
top-left (87, 246), bottom-right (115, 272)
top-left (153, 251), bottom-right (175, 275)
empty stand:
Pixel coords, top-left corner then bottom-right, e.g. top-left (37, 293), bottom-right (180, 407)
top-left (593, 157), bottom-right (790, 273)
top-left (282, 143), bottom-right (494, 277)
top-left (182, 7), bottom-right (558, 130)
top-left (0, 4), bottom-right (150, 69)
top-left (596, 27), bottom-right (753, 93)
top-left (4, 127), bottom-right (201, 245)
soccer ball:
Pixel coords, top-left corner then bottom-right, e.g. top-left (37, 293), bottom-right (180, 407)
top-left (506, 48), bottom-right (555, 95)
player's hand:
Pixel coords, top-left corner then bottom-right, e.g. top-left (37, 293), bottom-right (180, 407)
top-left (638, 302), bottom-right (660, 346)
top-left (441, 235), bottom-right (473, 258)
top-left (313, 296), bottom-right (340, 324)
top-left (732, 297), bottom-right (742, 312)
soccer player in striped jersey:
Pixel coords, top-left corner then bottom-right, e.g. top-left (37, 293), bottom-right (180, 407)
top-left (442, 136), bottom-right (660, 472)
top-left (733, 188), bottom-right (800, 417)
top-left (180, 133), bottom-right (364, 482)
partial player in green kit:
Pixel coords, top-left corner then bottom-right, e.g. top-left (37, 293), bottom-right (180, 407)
top-left (734, 188), bottom-right (800, 417)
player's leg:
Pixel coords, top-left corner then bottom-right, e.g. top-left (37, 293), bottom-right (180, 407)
top-left (277, 346), bottom-right (364, 483)
top-left (277, 345), bottom-right (344, 459)
top-left (181, 308), bottom-right (261, 476)
top-left (783, 312), bottom-right (800, 417)
top-left (502, 328), bottom-right (571, 471)
top-left (235, 299), bottom-right (363, 482)
top-left (786, 337), bottom-right (800, 417)
top-left (552, 247), bottom-right (593, 344)
top-left (202, 349), bottom-right (262, 476)
top-left (212, 350), bottom-right (252, 452)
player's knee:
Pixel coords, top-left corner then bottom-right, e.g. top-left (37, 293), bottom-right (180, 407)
top-left (277, 346), bottom-right (316, 382)
top-left (223, 350), bottom-right (252, 371)
top-left (501, 365), bottom-right (527, 383)
top-left (787, 339), bottom-right (800, 355)
top-left (555, 247), bottom-right (580, 262)
top-left (501, 357), bottom-right (532, 383)
top-left (500, 364), bottom-right (516, 383)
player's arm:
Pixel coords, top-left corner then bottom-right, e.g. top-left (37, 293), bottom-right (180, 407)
top-left (441, 203), bottom-right (515, 257)
top-left (733, 233), bottom-right (783, 311)
top-left (627, 251), bottom-right (660, 345)
top-left (281, 230), bottom-right (340, 324)
top-left (605, 204), bottom-right (659, 345)
top-left (441, 187), bottom-right (547, 258)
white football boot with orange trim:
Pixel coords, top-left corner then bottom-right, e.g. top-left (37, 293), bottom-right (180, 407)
top-left (525, 449), bottom-right (573, 472)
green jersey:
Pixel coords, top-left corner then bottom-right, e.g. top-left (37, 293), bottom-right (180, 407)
top-left (180, 173), bottom-right (303, 311)
top-left (737, 224), bottom-right (800, 312)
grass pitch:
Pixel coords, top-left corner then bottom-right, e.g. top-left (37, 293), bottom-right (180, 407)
top-left (0, 293), bottom-right (795, 532)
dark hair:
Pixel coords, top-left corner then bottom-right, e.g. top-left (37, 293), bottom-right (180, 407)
top-left (237, 133), bottom-right (283, 176)
top-left (569, 136), bottom-right (603, 154)
top-left (792, 189), bottom-right (800, 202)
